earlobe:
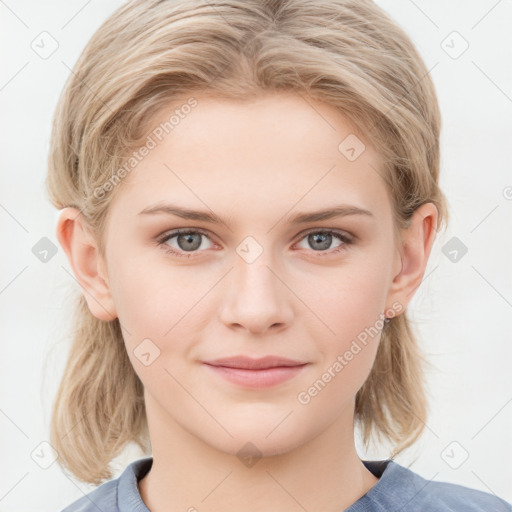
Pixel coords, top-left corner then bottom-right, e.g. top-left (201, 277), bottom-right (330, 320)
top-left (56, 207), bottom-right (117, 321)
top-left (385, 203), bottom-right (439, 312)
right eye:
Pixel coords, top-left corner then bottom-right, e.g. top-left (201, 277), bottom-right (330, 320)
top-left (156, 229), bottom-right (215, 258)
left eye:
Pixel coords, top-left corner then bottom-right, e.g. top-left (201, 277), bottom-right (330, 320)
top-left (157, 229), bottom-right (352, 258)
top-left (295, 230), bottom-right (352, 254)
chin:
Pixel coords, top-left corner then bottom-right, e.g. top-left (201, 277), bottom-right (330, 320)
top-left (207, 429), bottom-right (306, 461)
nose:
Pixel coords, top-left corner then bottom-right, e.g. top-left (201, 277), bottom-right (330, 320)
top-left (218, 256), bottom-right (294, 336)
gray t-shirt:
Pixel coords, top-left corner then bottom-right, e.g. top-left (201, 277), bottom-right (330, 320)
top-left (61, 456), bottom-right (512, 511)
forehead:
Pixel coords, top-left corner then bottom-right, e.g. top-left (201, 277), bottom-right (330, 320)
top-left (108, 91), bottom-right (390, 221)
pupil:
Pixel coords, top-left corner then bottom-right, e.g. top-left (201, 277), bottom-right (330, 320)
top-left (179, 233), bottom-right (200, 251)
top-left (310, 233), bottom-right (331, 250)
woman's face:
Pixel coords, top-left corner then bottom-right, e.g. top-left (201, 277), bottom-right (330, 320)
top-left (97, 91), bottom-right (406, 457)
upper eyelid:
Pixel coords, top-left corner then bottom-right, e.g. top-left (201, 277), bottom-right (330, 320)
top-left (293, 228), bottom-right (353, 244)
top-left (158, 227), bottom-right (213, 243)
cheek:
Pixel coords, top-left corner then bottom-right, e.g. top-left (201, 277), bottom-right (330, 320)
top-left (112, 267), bottom-right (190, 396)
top-left (110, 254), bottom-right (182, 329)
top-left (297, 252), bottom-right (390, 383)
top-left (297, 269), bottom-right (386, 413)
top-left (110, 260), bottom-right (202, 375)
top-left (306, 257), bottom-right (390, 329)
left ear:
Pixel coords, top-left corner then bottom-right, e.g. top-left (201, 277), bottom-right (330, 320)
top-left (385, 202), bottom-right (439, 312)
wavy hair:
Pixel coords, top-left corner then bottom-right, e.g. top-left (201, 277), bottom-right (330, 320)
top-left (46, 0), bottom-right (449, 485)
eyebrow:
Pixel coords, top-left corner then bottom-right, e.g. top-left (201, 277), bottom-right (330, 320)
top-left (138, 202), bottom-right (374, 225)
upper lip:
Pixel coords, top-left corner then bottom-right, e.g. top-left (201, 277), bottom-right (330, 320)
top-left (203, 355), bottom-right (308, 370)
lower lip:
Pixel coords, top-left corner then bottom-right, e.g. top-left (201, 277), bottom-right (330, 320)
top-left (203, 364), bottom-right (308, 388)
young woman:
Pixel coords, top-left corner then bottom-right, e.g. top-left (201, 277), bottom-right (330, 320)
top-left (47, 0), bottom-right (511, 510)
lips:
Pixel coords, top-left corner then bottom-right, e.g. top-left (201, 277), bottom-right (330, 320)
top-left (203, 356), bottom-right (309, 388)
top-left (203, 355), bottom-right (308, 370)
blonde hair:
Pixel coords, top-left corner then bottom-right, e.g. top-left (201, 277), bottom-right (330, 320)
top-left (46, 0), bottom-right (449, 485)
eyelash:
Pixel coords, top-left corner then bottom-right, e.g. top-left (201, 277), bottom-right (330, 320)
top-left (156, 228), bottom-right (353, 259)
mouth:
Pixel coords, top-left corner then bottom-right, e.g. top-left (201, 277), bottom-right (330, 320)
top-left (203, 355), bottom-right (308, 370)
top-left (202, 356), bottom-right (309, 388)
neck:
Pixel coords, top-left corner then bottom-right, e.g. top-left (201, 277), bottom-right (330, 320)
top-left (138, 394), bottom-right (379, 512)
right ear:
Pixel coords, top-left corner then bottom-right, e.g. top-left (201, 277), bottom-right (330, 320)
top-left (56, 207), bottom-right (117, 321)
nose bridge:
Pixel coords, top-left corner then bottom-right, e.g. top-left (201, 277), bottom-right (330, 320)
top-left (219, 241), bottom-right (293, 333)
top-left (235, 256), bottom-right (279, 301)
top-left (233, 232), bottom-right (282, 293)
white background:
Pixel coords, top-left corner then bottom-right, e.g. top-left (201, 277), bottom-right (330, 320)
top-left (0, 0), bottom-right (511, 510)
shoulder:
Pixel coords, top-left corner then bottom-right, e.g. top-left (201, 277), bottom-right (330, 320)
top-left (60, 479), bottom-right (118, 512)
top-left (356, 459), bottom-right (512, 512)
top-left (422, 478), bottom-right (512, 511)
top-left (59, 457), bottom-right (153, 512)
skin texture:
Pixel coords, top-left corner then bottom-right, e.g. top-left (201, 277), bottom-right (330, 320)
top-left (57, 91), bottom-right (438, 512)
